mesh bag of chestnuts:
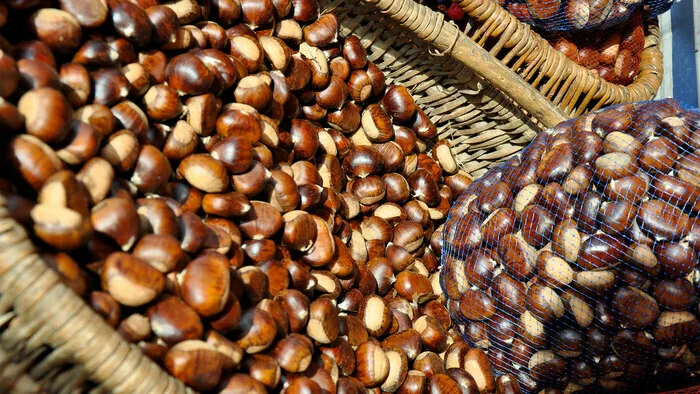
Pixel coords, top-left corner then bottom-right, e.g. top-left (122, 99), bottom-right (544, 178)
top-left (545, 9), bottom-right (648, 86)
top-left (501, 0), bottom-right (673, 32)
top-left (440, 98), bottom-right (700, 393)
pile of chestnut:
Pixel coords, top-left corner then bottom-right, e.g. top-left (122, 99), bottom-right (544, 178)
top-left (0, 0), bottom-right (518, 393)
top-left (548, 9), bottom-right (644, 85)
top-left (442, 98), bottom-right (700, 392)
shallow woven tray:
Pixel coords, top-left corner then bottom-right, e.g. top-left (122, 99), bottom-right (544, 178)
top-left (0, 9), bottom-right (558, 388)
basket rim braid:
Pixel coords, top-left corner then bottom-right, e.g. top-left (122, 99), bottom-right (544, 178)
top-left (0, 195), bottom-right (192, 394)
top-left (456, 0), bottom-right (664, 117)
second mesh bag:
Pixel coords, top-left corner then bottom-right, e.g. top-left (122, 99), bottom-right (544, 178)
top-left (505, 0), bottom-right (673, 32)
top-left (441, 99), bottom-right (700, 392)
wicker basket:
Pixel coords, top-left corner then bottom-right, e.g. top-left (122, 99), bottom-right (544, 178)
top-left (456, 0), bottom-right (663, 115)
top-left (320, 0), bottom-right (662, 176)
top-left (0, 0), bottom-right (663, 392)
top-left (0, 196), bottom-right (191, 394)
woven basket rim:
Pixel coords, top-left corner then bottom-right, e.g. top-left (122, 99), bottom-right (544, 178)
top-left (347, 0), bottom-right (662, 120)
top-left (455, 0), bottom-right (663, 115)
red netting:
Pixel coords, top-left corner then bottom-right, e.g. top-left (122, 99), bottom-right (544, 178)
top-left (500, 0), bottom-right (671, 32)
top-left (545, 9), bottom-right (645, 85)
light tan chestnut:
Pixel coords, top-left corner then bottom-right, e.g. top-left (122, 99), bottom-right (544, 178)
top-left (177, 154), bottom-right (229, 193)
top-left (359, 294), bottom-right (392, 337)
top-left (101, 252), bottom-right (165, 307)
top-left (32, 204), bottom-right (91, 251)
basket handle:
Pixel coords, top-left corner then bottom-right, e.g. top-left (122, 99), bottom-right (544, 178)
top-left (362, 0), bottom-right (569, 127)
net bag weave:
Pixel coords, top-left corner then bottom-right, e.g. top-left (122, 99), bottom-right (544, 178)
top-left (501, 0), bottom-right (673, 32)
top-left (440, 99), bottom-right (700, 392)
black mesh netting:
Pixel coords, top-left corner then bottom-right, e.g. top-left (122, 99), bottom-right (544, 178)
top-left (501, 0), bottom-right (673, 32)
top-left (440, 99), bottom-right (700, 392)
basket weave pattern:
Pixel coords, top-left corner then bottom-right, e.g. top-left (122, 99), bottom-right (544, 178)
top-left (0, 197), bottom-right (190, 394)
top-left (322, 0), bottom-right (662, 176)
top-left (457, 0), bottom-right (664, 116)
top-left (323, 0), bottom-right (565, 177)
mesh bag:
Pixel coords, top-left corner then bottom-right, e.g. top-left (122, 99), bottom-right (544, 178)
top-left (546, 9), bottom-right (645, 85)
top-left (500, 0), bottom-right (673, 32)
top-left (441, 99), bottom-right (700, 392)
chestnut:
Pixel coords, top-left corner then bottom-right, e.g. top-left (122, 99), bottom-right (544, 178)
top-left (148, 295), bottom-right (204, 345)
top-left (299, 42), bottom-right (330, 89)
top-left (612, 286), bottom-right (659, 329)
top-left (90, 196), bottom-right (140, 251)
top-left (177, 153), bottom-right (229, 193)
top-left (496, 233), bottom-right (536, 281)
top-left (270, 333), bottom-right (314, 372)
top-left (638, 199), bottom-right (690, 241)
top-left (31, 204), bottom-right (91, 251)
top-left (653, 311), bottom-right (700, 346)
top-left (655, 242), bottom-right (697, 277)
top-left (145, 5), bottom-right (180, 46)
top-left (316, 75), bottom-right (348, 110)
top-left (525, 0), bottom-right (560, 20)
top-left (60, 0), bottom-right (108, 28)
top-left (166, 53), bottom-right (214, 95)
top-left (220, 374), bottom-right (266, 394)
top-left (100, 129), bottom-right (140, 173)
top-left (528, 350), bottom-right (566, 383)
top-left (355, 341), bottom-right (390, 388)
top-left (130, 145), bottom-right (172, 193)
top-left (0, 99), bottom-right (23, 132)
top-left (235, 75), bottom-right (273, 111)
top-left (59, 63), bottom-right (90, 108)
top-left (30, 9), bottom-right (82, 53)
top-left (74, 103), bottom-right (115, 138)
top-left (180, 253), bottom-right (230, 317)
top-left (291, 0), bottom-right (319, 21)
top-left (527, 283), bottom-right (565, 323)
top-left (240, 0), bottom-right (274, 28)
top-left (306, 297), bottom-right (339, 344)
top-left (165, 340), bottom-right (226, 391)
top-left (653, 278), bottom-right (697, 311)
top-left (111, 100), bottom-right (149, 136)
top-left (639, 136), bottom-right (678, 173)
top-left (101, 252), bottom-right (165, 307)
top-left (18, 87), bottom-right (72, 144)
top-left (274, 19), bottom-right (302, 45)
top-left (89, 291), bottom-right (121, 328)
top-left (143, 84), bottom-right (183, 121)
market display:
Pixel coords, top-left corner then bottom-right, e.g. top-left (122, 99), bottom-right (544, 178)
top-left (0, 0), bottom-right (509, 392)
top-left (442, 99), bottom-right (700, 392)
